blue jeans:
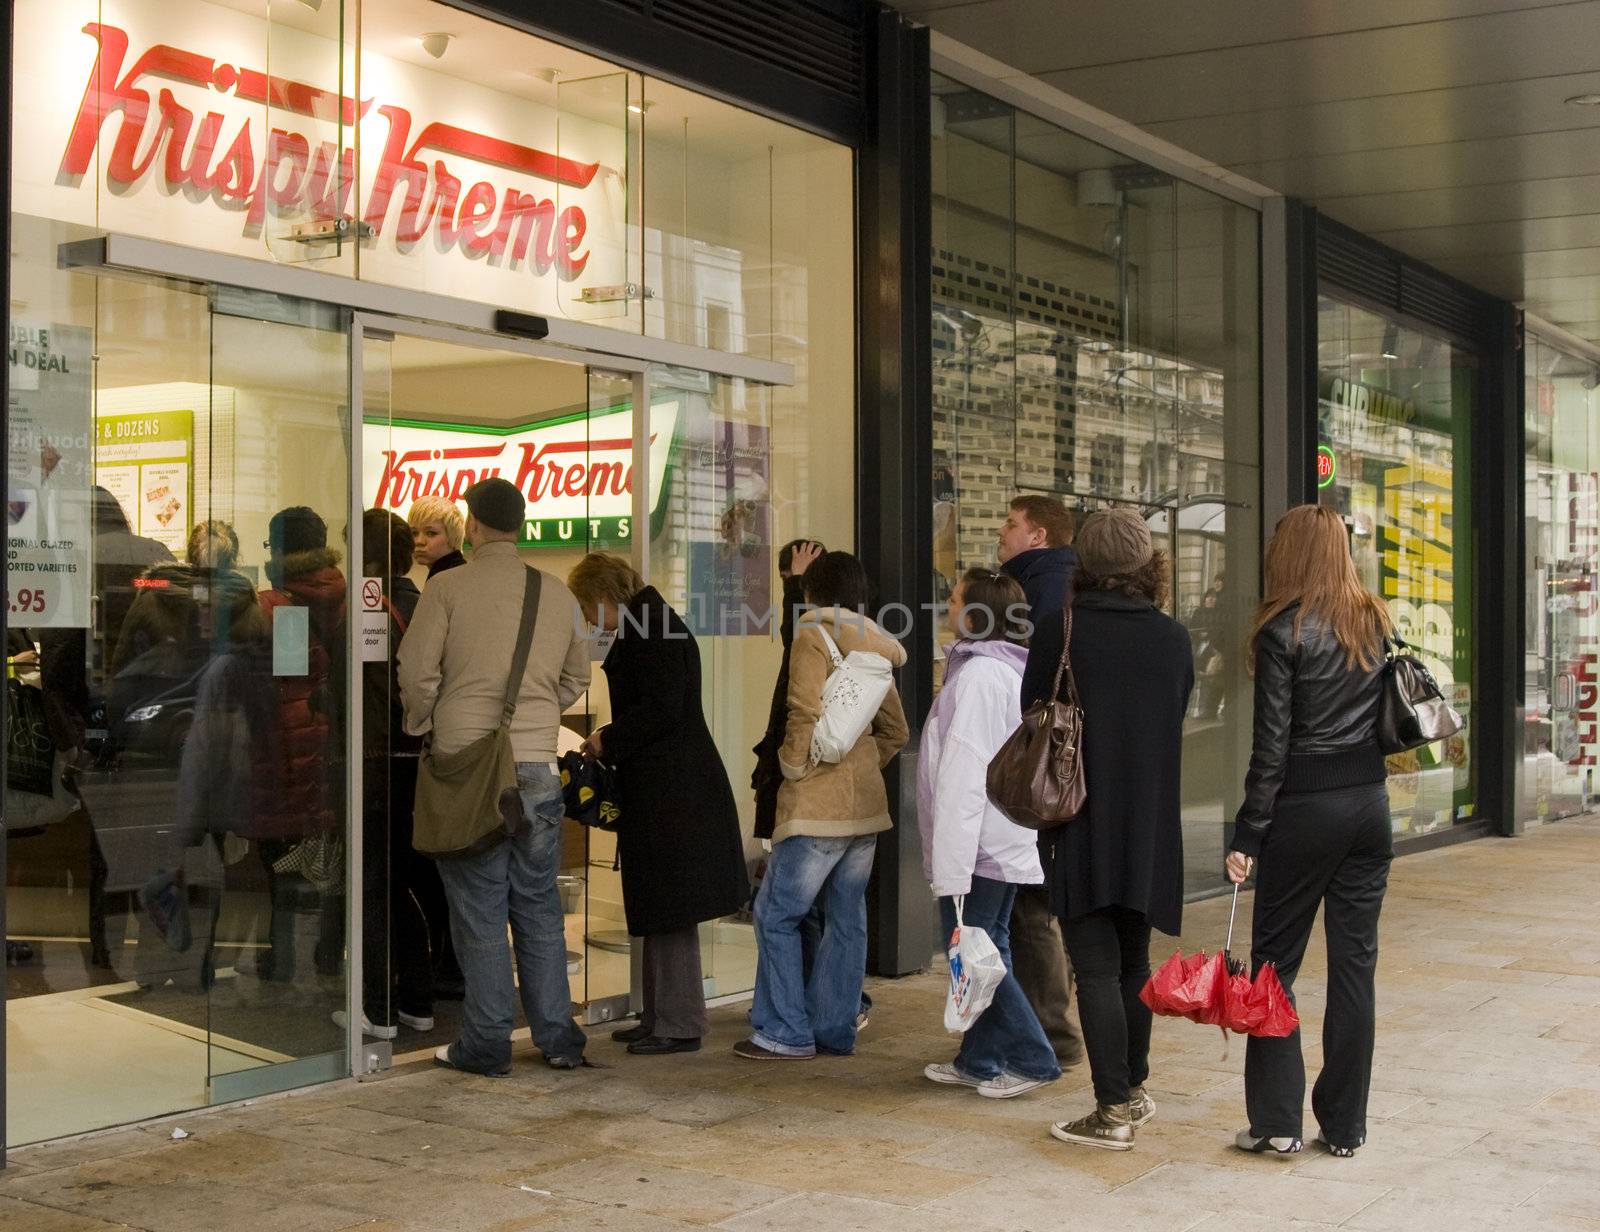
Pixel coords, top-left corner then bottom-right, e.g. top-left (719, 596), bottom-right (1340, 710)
top-left (801, 903), bottom-right (873, 1019)
top-left (939, 876), bottom-right (1061, 1082)
top-left (751, 834), bottom-right (876, 1056)
top-left (435, 763), bottom-right (586, 1070)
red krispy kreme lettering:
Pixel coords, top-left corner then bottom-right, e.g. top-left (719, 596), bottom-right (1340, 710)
top-left (60, 23), bottom-right (599, 280)
top-left (513, 437), bottom-right (635, 503)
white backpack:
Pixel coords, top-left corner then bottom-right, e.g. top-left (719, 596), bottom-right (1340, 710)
top-left (809, 624), bottom-right (894, 764)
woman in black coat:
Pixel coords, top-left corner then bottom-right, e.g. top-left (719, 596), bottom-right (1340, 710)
top-left (1034, 510), bottom-right (1194, 1153)
top-left (569, 553), bottom-right (749, 1055)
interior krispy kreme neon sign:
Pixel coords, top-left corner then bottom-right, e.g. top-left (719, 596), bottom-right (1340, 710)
top-left (60, 23), bottom-right (599, 278)
top-left (361, 404), bottom-right (677, 546)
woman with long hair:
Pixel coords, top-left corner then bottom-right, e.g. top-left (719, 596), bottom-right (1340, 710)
top-left (1229, 505), bottom-right (1393, 1158)
top-left (919, 568), bottom-right (1060, 1098)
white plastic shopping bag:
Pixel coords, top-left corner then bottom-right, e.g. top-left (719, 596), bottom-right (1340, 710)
top-left (944, 895), bottom-right (1006, 1033)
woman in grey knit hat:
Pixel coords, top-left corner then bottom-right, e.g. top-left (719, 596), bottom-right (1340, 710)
top-left (1028, 509), bottom-right (1195, 1152)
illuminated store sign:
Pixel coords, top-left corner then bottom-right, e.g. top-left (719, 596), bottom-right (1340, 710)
top-left (1316, 444), bottom-right (1337, 489)
top-left (362, 403), bottom-right (677, 548)
top-left (14, 0), bottom-right (628, 314)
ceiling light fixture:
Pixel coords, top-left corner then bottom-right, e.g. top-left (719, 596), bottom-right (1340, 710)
top-left (627, 101), bottom-right (653, 115)
top-left (1565, 94), bottom-right (1600, 106)
top-left (1380, 323), bottom-right (1401, 360)
top-left (420, 32), bottom-right (453, 59)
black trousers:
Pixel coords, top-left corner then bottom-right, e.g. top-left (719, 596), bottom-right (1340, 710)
top-left (1061, 906), bottom-right (1153, 1106)
top-left (360, 756), bottom-right (435, 1020)
top-left (1245, 782), bottom-right (1392, 1146)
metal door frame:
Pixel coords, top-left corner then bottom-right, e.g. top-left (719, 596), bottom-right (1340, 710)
top-left (349, 313), bottom-right (650, 1067)
top-left (56, 230), bottom-right (794, 1080)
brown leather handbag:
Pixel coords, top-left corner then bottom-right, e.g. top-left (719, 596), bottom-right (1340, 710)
top-left (985, 606), bottom-right (1087, 830)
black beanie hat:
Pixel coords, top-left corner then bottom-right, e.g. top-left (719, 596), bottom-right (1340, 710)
top-left (463, 478), bottom-right (526, 534)
top-left (268, 506), bottom-right (327, 555)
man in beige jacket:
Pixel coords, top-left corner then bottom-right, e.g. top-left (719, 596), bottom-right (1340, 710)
top-left (398, 477), bottom-right (590, 1076)
top-left (737, 551), bottom-right (909, 1061)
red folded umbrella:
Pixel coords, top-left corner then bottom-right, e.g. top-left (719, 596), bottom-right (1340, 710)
top-left (1242, 961), bottom-right (1298, 1037)
top-left (1140, 884), bottom-right (1300, 1039)
top-left (1140, 948), bottom-right (1207, 1017)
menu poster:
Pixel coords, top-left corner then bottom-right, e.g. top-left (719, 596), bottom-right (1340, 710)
top-left (686, 421), bottom-right (772, 637)
top-left (95, 410), bottom-right (194, 552)
top-left (7, 320), bottom-right (93, 628)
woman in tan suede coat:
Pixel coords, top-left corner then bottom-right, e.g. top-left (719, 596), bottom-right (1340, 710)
top-left (737, 552), bottom-right (909, 1061)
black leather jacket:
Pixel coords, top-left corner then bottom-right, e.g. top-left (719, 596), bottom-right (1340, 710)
top-left (1232, 606), bottom-right (1385, 856)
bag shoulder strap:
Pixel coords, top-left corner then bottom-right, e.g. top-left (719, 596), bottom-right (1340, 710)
top-left (813, 623), bottom-right (846, 668)
top-left (383, 595), bottom-right (409, 637)
top-left (500, 567), bottom-right (543, 728)
top-left (1048, 606), bottom-right (1079, 707)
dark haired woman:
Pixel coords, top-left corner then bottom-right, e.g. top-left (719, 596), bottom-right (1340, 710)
top-left (738, 551), bottom-right (909, 1060)
top-left (1229, 505), bottom-right (1393, 1158)
top-left (919, 568), bottom-right (1061, 1098)
top-left (1037, 509), bottom-right (1194, 1151)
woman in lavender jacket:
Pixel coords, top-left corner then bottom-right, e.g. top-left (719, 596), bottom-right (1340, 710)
top-left (918, 568), bottom-right (1062, 1100)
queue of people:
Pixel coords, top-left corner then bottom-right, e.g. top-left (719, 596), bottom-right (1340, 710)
top-left (59, 474), bottom-right (1392, 1166)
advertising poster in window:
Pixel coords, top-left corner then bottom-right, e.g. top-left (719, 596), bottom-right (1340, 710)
top-left (7, 321), bottom-right (93, 628)
top-left (686, 421), bottom-right (771, 637)
top-left (94, 410), bottom-right (194, 554)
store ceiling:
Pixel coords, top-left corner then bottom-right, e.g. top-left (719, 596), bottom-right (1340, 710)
top-left (895, 0), bottom-right (1600, 346)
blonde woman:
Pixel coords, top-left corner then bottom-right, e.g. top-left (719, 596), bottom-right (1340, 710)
top-left (1229, 505), bottom-right (1393, 1158)
top-left (406, 495), bottom-right (466, 578)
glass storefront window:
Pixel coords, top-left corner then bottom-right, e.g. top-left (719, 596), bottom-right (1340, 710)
top-left (1316, 296), bottom-right (1476, 837)
top-left (1522, 333), bottom-right (1600, 825)
top-left (8, 0), bottom-right (854, 1147)
top-left (930, 77), bottom-right (1262, 898)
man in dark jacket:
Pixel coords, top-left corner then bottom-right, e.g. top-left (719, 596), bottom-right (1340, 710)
top-left (752, 538), bottom-right (824, 842)
top-left (996, 494), bottom-right (1084, 1068)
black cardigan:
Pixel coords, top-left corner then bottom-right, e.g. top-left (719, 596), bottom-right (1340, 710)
top-left (1045, 590), bottom-right (1195, 938)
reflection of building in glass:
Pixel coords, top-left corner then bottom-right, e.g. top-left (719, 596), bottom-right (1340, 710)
top-left (1317, 295), bottom-right (1475, 838)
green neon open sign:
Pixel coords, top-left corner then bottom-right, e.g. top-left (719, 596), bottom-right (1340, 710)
top-left (1316, 444), bottom-right (1337, 489)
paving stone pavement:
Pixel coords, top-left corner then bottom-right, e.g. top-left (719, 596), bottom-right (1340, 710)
top-left (5, 817), bottom-right (1600, 1232)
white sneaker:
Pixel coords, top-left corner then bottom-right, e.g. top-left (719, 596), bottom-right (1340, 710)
top-left (1235, 1129), bottom-right (1303, 1155)
top-left (977, 1071), bottom-right (1053, 1100)
top-left (923, 1062), bottom-right (984, 1089)
top-left (331, 1010), bottom-right (397, 1040)
top-left (397, 1010), bottom-right (434, 1032)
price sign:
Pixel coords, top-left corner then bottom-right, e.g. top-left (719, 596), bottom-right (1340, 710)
top-left (7, 320), bottom-right (93, 627)
top-left (5, 588), bottom-right (51, 616)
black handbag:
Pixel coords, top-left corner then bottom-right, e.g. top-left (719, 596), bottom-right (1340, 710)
top-left (1376, 637), bottom-right (1463, 754)
top-left (559, 749), bottom-right (623, 831)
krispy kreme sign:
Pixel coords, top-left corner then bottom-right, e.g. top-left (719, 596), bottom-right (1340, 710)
top-left (14, 0), bottom-right (627, 315)
top-left (361, 403), bottom-right (678, 549)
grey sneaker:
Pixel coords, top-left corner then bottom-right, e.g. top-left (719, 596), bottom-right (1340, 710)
top-left (1128, 1085), bottom-right (1156, 1127)
top-left (1050, 1103), bottom-right (1135, 1151)
top-left (978, 1071), bottom-right (1054, 1100)
top-left (1235, 1129), bottom-right (1303, 1155)
top-left (923, 1062), bottom-right (984, 1089)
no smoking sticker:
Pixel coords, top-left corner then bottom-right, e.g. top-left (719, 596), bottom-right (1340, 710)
top-left (360, 576), bottom-right (388, 661)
